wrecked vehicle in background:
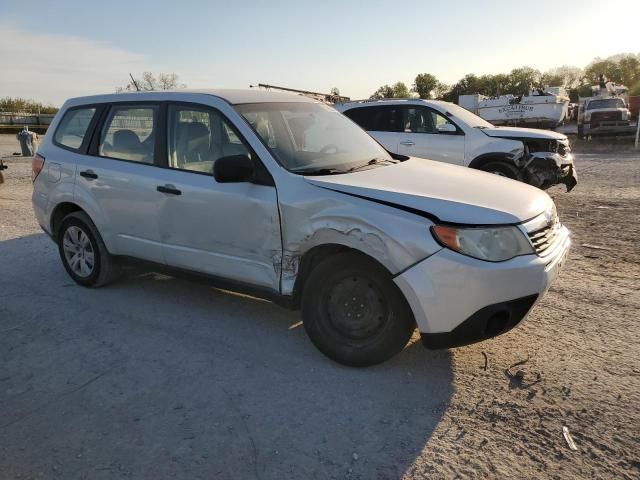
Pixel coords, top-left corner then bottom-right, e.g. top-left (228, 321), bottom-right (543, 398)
top-left (335, 99), bottom-right (577, 191)
top-left (34, 89), bottom-right (571, 367)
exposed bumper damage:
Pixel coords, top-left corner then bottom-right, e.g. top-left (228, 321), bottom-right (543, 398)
top-left (502, 137), bottom-right (578, 192)
top-left (521, 152), bottom-right (578, 192)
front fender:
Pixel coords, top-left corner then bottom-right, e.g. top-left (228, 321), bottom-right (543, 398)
top-left (278, 195), bottom-right (442, 295)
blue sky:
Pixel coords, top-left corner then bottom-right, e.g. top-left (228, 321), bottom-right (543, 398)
top-left (1, 0), bottom-right (638, 104)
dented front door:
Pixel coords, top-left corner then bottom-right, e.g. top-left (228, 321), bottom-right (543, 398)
top-left (157, 102), bottom-right (281, 291)
top-left (157, 169), bottom-right (282, 291)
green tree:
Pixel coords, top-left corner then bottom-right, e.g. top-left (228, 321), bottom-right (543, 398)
top-left (441, 74), bottom-right (476, 102)
top-left (504, 66), bottom-right (542, 94)
top-left (0, 97), bottom-right (58, 114)
top-left (412, 73), bottom-right (439, 99)
top-left (391, 81), bottom-right (410, 98)
top-left (370, 81), bottom-right (410, 99)
top-left (584, 53), bottom-right (640, 87)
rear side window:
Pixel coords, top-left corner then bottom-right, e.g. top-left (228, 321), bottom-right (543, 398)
top-left (99, 105), bottom-right (158, 163)
top-left (344, 107), bottom-right (375, 130)
top-left (53, 107), bottom-right (96, 150)
top-left (344, 106), bottom-right (403, 132)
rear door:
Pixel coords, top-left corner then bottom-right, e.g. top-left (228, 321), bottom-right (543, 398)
top-left (74, 103), bottom-right (166, 262)
top-left (397, 106), bottom-right (466, 165)
top-left (156, 102), bottom-right (281, 291)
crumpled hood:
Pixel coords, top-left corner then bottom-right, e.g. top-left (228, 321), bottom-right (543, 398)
top-left (482, 126), bottom-right (567, 140)
top-left (304, 158), bottom-right (553, 225)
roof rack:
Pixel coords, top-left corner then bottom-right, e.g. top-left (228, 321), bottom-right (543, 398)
top-left (249, 83), bottom-right (350, 103)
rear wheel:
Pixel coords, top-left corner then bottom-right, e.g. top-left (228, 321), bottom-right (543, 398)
top-left (479, 160), bottom-right (520, 180)
top-left (57, 211), bottom-right (118, 287)
top-left (301, 252), bottom-right (415, 367)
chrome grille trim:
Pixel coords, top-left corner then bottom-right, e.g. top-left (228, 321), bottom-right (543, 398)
top-left (522, 209), bottom-right (564, 258)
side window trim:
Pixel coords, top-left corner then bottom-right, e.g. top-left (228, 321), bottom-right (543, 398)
top-left (164, 101), bottom-right (274, 186)
top-left (52, 104), bottom-right (104, 154)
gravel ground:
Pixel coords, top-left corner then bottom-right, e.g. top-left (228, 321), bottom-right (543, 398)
top-left (1, 134), bottom-right (639, 479)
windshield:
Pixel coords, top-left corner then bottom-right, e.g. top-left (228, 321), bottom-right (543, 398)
top-left (587, 98), bottom-right (625, 110)
top-left (235, 102), bottom-right (393, 174)
top-left (442, 102), bottom-right (494, 129)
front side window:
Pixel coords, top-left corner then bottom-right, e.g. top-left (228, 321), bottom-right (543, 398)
top-left (99, 105), bottom-right (157, 163)
top-left (403, 107), bottom-right (454, 133)
top-left (167, 105), bottom-right (251, 174)
top-left (54, 107), bottom-right (96, 150)
top-left (236, 102), bottom-right (393, 174)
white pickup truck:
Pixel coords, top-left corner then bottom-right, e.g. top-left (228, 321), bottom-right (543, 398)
top-left (335, 99), bottom-right (578, 191)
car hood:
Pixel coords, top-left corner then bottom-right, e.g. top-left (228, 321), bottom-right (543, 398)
top-left (482, 126), bottom-right (567, 140)
top-left (304, 158), bottom-right (552, 225)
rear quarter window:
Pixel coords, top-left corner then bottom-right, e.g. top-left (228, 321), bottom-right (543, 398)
top-left (53, 107), bottom-right (97, 150)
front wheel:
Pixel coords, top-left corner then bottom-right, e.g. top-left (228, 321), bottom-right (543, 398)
top-left (479, 160), bottom-right (520, 180)
top-left (301, 253), bottom-right (415, 367)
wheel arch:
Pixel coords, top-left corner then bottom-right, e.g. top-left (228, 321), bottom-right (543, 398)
top-left (468, 152), bottom-right (517, 170)
top-left (51, 202), bottom-right (86, 240)
top-left (291, 243), bottom-right (394, 308)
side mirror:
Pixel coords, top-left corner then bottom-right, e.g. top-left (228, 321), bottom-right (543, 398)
top-left (214, 154), bottom-right (255, 183)
top-left (436, 123), bottom-right (458, 134)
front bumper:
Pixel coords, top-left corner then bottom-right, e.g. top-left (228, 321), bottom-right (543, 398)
top-left (525, 152), bottom-right (577, 192)
top-left (394, 226), bottom-right (570, 349)
top-left (583, 122), bottom-right (635, 135)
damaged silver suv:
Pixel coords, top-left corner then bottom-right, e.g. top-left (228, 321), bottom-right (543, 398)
top-left (336, 99), bottom-right (578, 191)
top-left (33, 90), bottom-right (570, 367)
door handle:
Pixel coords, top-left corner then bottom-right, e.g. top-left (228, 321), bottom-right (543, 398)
top-left (400, 141), bottom-right (415, 146)
top-left (79, 170), bottom-right (98, 180)
top-left (157, 184), bottom-right (182, 195)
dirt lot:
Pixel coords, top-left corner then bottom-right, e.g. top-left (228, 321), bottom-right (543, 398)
top-left (1, 134), bottom-right (638, 479)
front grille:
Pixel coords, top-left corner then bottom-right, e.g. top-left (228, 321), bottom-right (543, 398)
top-left (590, 111), bottom-right (622, 123)
top-left (527, 216), bottom-right (560, 256)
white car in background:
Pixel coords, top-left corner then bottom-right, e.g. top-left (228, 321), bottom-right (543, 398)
top-left (33, 89), bottom-right (570, 366)
top-left (335, 99), bottom-right (578, 191)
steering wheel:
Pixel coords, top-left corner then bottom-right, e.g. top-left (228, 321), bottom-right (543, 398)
top-left (320, 144), bottom-right (339, 154)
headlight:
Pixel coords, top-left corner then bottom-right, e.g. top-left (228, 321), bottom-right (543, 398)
top-left (431, 225), bottom-right (534, 262)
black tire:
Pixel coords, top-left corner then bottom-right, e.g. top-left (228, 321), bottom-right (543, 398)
top-left (57, 211), bottom-right (118, 287)
top-left (301, 252), bottom-right (415, 367)
top-left (479, 160), bottom-right (520, 180)
top-left (577, 126), bottom-right (584, 140)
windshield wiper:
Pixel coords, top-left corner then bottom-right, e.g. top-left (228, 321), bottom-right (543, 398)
top-left (296, 167), bottom-right (349, 176)
top-left (296, 157), bottom-right (397, 176)
top-left (346, 157), bottom-right (397, 173)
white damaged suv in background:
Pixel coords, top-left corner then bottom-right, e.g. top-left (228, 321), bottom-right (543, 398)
top-left (33, 89), bottom-right (570, 366)
top-left (335, 99), bottom-right (578, 192)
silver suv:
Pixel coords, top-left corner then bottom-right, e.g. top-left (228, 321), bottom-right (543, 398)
top-left (33, 90), bottom-right (570, 366)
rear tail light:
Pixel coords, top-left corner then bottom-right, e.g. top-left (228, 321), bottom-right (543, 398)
top-left (32, 153), bottom-right (45, 182)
